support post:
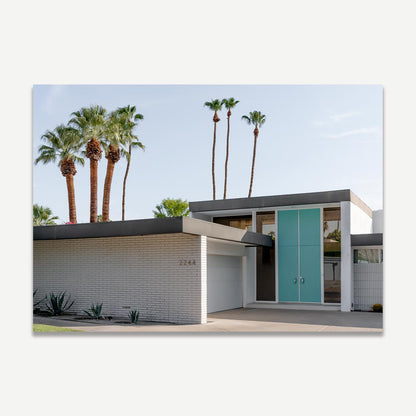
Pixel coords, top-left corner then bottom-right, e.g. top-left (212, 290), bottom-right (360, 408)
top-left (340, 201), bottom-right (352, 312)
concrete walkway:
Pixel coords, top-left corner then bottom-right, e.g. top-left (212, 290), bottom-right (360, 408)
top-left (33, 308), bottom-right (383, 333)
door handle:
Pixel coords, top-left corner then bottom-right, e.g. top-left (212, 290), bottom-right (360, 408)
top-left (300, 277), bottom-right (305, 284)
top-left (293, 278), bottom-right (297, 284)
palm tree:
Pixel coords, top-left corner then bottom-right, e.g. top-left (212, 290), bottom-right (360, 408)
top-left (153, 198), bottom-right (189, 218)
top-left (221, 97), bottom-right (239, 199)
top-left (115, 106), bottom-right (144, 221)
top-left (101, 112), bottom-right (129, 222)
top-left (33, 204), bottom-right (59, 226)
top-left (69, 105), bottom-right (106, 223)
top-left (241, 111), bottom-right (266, 198)
top-left (204, 99), bottom-right (222, 200)
top-left (35, 125), bottom-right (84, 223)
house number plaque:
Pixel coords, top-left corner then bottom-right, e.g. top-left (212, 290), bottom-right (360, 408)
top-left (179, 260), bottom-right (196, 266)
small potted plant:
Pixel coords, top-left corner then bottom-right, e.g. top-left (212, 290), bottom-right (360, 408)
top-left (372, 303), bottom-right (383, 312)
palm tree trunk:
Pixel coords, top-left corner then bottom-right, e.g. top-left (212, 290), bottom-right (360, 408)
top-left (90, 159), bottom-right (98, 223)
top-left (223, 114), bottom-right (230, 199)
top-left (248, 129), bottom-right (259, 198)
top-left (102, 158), bottom-right (116, 222)
top-left (212, 122), bottom-right (217, 200)
top-left (122, 143), bottom-right (132, 221)
top-left (65, 174), bottom-right (77, 223)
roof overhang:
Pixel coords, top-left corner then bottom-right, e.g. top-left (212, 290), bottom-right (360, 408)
top-left (351, 233), bottom-right (383, 246)
top-left (33, 216), bottom-right (273, 247)
top-left (189, 189), bottom-right (372, 217)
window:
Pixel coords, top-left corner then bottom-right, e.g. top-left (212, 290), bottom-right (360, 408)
top-left (323, 207), bottom-right (341, 303)
top-left (353, 248), bottom-right (383, 264)
top-left (213, 215), bottom-right (252, 231)
top-left (256, 212), bottom-right (276, 301)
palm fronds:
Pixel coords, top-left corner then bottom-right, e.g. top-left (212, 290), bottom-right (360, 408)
top-left (241, 111), bottom-right (266, 127)
top-left (33, 204), bottom-right (59, 226)
top-left (204, 99), bottom-right (222, 112)
top-left (221, 97), bottom-right (239, 110)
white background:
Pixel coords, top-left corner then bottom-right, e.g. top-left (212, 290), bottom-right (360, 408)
top-left (1, 1), bottom-right (414, 415)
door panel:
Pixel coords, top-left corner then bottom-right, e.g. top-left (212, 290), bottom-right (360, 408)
top-left (278, 210), bottom-right (298, 247)
top-left (278, 245), bottom-right (299, 301)
top-left (299, 209), bottom-right (321, 246)
top-left (299, 208), bottom-right (322, 302)
top-left (278, 210), bottom-right (299, 302)
top-left (300, 245), bottom-right (321, 302)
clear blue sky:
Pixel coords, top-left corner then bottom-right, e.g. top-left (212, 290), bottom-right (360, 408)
top-left (33, 84), bottom-right (383, 223)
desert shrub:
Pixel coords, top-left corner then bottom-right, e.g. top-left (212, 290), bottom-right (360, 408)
top-left (128, 309), bottom-right (140, 324)
top-left (83, 303), bottom-right (103, 319)
top-left (45, 292), bottom-right (74, 316)
top-left (372, 303), bottom-right (383, 312)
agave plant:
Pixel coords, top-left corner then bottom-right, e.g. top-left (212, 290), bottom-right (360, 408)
top-left (83, 303), bottom-right (103, 319)
top-left (45, 292), bottom-right (75, 316)
top-left (33, 289), bottom-right (46, 310)
top-left (128, 309), bottom-right (139, 324)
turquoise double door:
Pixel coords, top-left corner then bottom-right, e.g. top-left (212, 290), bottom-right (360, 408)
top-left (278, 209), bottom-right (321, 303)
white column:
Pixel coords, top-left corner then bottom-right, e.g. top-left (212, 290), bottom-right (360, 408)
top-left (251, 210), bottom-right (257, 303)
top-left (200, 235), bottom-right (207, 323)
top-left (340, 201), bottom-right (352, 312)
top-left (242, 255), bottom-right (247, 307)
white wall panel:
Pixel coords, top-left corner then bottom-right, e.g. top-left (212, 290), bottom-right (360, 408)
top-left (207, 255), bottom-right (242, 313)
top-left (351, 202), bottom-right (373, 234)
top-left (372, 209), bottom-right (384, 233)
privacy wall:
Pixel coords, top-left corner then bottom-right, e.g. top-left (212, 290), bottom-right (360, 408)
top-left (33, 233), bottom-right (207, 324)
top-left (353, 263), bottom-right (383, 311)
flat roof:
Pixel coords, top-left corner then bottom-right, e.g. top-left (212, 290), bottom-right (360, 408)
top-left (33, 216), bottom-right (273, 247)
top-left (351, 233), bottom-right (383, 246)
top-left (189, 189), bottom-right (372, 217)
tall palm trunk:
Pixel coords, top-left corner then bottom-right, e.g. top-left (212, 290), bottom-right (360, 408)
top-left (90, 160), bottom-right (98, 222)
top-left (102, 145), bottom-right (120, 222)
top-left (102, 159), bottom-right (115, 222)
top-left (248, 126), bottom-right (259, 198)
top-left (122, 143), bottom-right (132, 221)
top-left (65, 175), bottom-right (77, 223)
top-left (61, 158), bottom-right (77, 223)
top-left (86, 138), bottom-right (102, 223)
top-left (212, 111), bottom-right (220, 200)
top-left (223, 110), bottom-right (231, 199)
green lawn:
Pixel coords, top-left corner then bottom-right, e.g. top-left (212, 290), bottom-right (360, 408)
top-left (33, 324), bottom-right (82, 332)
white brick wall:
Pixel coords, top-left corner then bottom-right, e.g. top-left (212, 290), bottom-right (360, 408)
top-left (33, 233), bottom-right (207, 324)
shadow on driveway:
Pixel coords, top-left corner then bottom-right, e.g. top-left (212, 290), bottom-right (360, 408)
top-left (208, 308), bottom-right (383, 329)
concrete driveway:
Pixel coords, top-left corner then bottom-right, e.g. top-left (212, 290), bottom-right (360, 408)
top-left (33, 308), bottom-right (383, 333)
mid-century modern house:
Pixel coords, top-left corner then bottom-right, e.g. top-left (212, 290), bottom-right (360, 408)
top-left (33, 189), bottom-right (383, 324)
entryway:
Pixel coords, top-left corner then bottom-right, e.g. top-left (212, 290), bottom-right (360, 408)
top-left (278, 208), bottom-right (322, 303)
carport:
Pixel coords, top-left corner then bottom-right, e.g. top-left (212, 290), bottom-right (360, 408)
top-left (188, 219), bottom-right (271, 314)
